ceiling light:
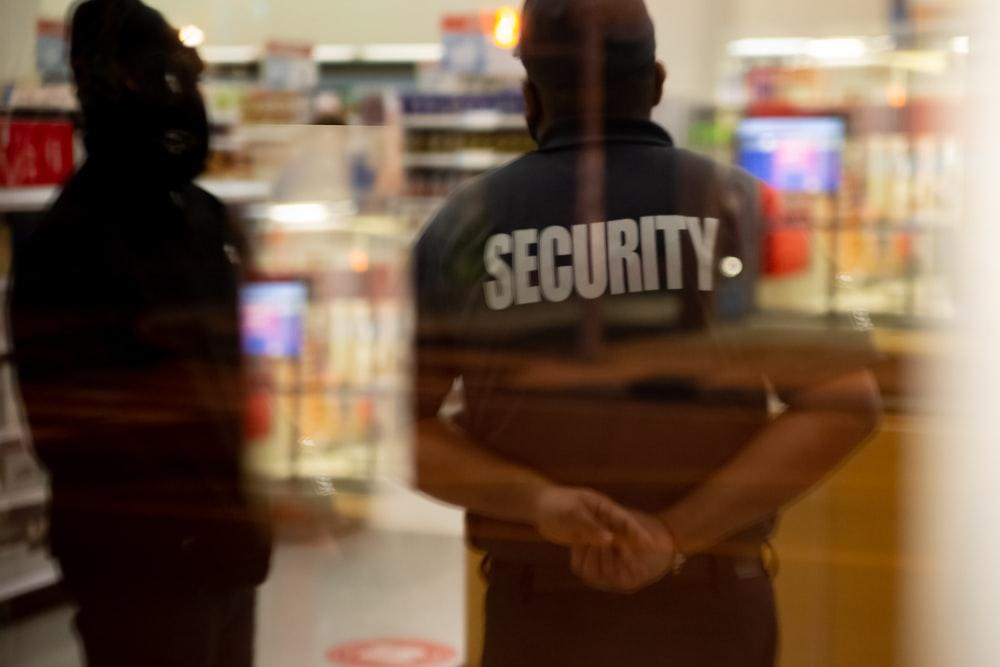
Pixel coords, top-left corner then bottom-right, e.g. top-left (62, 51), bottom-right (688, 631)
top-left (360, 44), bottom-right (443, 63)
top-left (727, 37), bottom-right (873, 62)
top-left (805, 38), bottom-right (868, 60)
top-left (179, 25), bottom-right (205, 48)
top-left (268, 203), bottom-right (330, 227)
top-left (727, 38), bottom-right (808, 58)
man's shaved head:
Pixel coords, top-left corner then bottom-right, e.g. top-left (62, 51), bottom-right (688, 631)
top-left (519, 0), bottom-right (656, 90)
top-left (517, 0), bottom-right (666, 134)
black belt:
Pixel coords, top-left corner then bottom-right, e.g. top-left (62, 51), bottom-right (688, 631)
top-left (482, 543), bottom-right (777, 594)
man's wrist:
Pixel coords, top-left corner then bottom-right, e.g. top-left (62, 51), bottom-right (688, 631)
top-left (657, 511), bottom-right (690, 573)
top-left (524, 482), bottom-right (561, 528)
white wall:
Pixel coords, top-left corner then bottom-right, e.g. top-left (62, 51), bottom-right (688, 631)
top-left (728, 0), bottom-right (889, 38)
top-left (0, 0), bottom-right (40, 84)
top-left (32, 0), bottom-right (739, 102)
top-left (27, 0), bottom-right (897, 102)
top-left (39, 0), bottom-right (509, 45)
top-left (37, 0), bottom-right (896, 43)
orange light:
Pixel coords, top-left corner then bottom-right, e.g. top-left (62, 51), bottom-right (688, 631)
top-left (492, 7), bottom-right (521, 50)
top-left (349, 248), bottom-right (370, 273)
top-left (887, 80), bottom-right (908, 109)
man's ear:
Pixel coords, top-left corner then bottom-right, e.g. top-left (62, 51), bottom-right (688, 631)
top-left (653, 62), bottom-right (667, 107)
top-left (523, 79), bottom-right (544, 141)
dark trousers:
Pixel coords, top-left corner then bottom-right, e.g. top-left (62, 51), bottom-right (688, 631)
top-left (482, 555), bottom-right (777, 667)
top-left (71, 584), bottom-right (257, 667)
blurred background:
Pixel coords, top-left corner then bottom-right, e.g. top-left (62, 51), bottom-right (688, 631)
top-left (0, 0), bottom-right (986, 666)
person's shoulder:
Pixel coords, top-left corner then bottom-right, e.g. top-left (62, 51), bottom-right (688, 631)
top-left (422, 170), bottom-right (492, 232)
top-left (11, 172), bottom-right (100, 291)
top-left (447, 151), bottom-right (539, 198)
top-left (184, 182), bottom-right (227, 217)
top-left (671, 147), bottom-right (763, 212)
top-left (47, 166), bottom-right (97, 214)
top-left (415, 167), bottom-right (506, 282)
top-left (180, 182), bottom-right (232, 244)
top-left (672, 147), bottom-right (758, 188)
top-left (434, 150), bottom-right (543, 217)
top-left (27, 170), bottom-right (97, 245)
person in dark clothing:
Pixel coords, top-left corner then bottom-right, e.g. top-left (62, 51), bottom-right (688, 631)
top-left (10, 1), bottom-right (271, 665)
top-left (413, 1), bottom-right (882, 665)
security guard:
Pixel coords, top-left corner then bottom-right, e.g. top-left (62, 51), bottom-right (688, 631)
top-left (11, 2), bottom-right (271, 665)
top-left (413, 1), bottom-right (881, 665)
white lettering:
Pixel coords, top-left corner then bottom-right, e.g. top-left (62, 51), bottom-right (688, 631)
top-left (640, 216), bottom-right (660, 291)
top-left (482, 215), bottom-right (722, 309)
top-left (656, 216), bottom-right (687, 290)
top-left (688, 217), bottom-right (720, 291)
top-left (539, 226), bottom-right (574, 303)
top-left (607, 219), bottom-right (643, 295)
top-left (483, 234), bottom-right (515, 311)
top-left (513, 229), bottom-right (541, 306)
top-left (573, 222), bottom-right (608, 300)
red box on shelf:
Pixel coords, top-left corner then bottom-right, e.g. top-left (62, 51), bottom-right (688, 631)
top-left (0, 119), bottom-right (75, 187)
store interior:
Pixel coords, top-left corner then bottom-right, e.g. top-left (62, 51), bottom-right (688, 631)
top-left (0, 0), bottom-right (973, 666)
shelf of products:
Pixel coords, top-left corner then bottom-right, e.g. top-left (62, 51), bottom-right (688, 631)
top-left (0, 551), bottom-right (58, 603)
top-left (0, 485), bottom-right (46, 514)
top-left (403, 150), bottom-right (521, 171)
top-left (0, 474), bottom-right (52, 603)
top-left (242, 209), bottom-right (412, 489)
top-left (402, 111), bottom-right (526, 131)
top-left (0, 179), bottom-right (275, 214)
top-left (0, 213), bottom-right (55, 603)
top-left (0, 187), bottom-right (59, 214)
top-left (400, 91), bottom-right (531, 200)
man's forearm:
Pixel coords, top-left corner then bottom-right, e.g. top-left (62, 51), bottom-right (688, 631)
top-left (661, 370), bottom-right (881, 555)
top-left (416, 418), bottom-right (554, 525)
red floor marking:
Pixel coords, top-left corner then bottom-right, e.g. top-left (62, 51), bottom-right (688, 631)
top-left (327, 639), bottom-right (457, 667)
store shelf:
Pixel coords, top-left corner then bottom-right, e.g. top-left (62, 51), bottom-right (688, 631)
top-left (0, 485), bottom-right (47, 513)
top-left (0, 186), bottom-right (56, 213)
top-left (0, 179), bottom-right (274, 214)
top-left (404, 151), bottom-right (521, 171)
top-left (0, 428), bottom-right (21, 446)
top-left (202, 179), bottom-right (275, 205)
top-left (0, 551), bottom-right (59, 602)
top-left (403, 112), bottom-right (526, 131)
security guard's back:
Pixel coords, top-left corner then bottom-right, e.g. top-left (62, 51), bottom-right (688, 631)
top-left (414, 1), bottom-right (880, 665)
top-left (417, 117), bottom-right (777, 548)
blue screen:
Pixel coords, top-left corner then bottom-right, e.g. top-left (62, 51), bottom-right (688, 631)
top-left (738, 117), bottom-right (846, 193)
top-left (241, 282), bottom-right (309, 358)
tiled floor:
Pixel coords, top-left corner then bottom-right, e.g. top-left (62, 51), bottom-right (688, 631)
top-left (0, 529), bottom-right (468, 667)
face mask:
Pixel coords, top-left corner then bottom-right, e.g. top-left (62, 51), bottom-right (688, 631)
top-left (155, 73), bottom-right (210, 184)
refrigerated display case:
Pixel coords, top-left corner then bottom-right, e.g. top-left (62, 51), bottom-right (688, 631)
top-left (241, 203), bottom-right (412, 491)
top-left (694, 36), bottom-right (967, 323)
top-left (198, 125), bottom-right (417, 499)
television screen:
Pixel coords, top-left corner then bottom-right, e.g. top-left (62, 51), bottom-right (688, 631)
top-left (738, 117), bottom-right (846, 194)
top-left (241, 282), bottom-right (309, 358)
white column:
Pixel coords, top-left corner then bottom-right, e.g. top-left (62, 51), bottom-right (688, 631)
top-left (904, 1), bottom-right (1000, 665)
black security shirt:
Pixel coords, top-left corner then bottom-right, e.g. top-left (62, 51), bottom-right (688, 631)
top-left (11, 160), bottom-right (272, 587)
top-left (414, 118), bottom-right (875, 561)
